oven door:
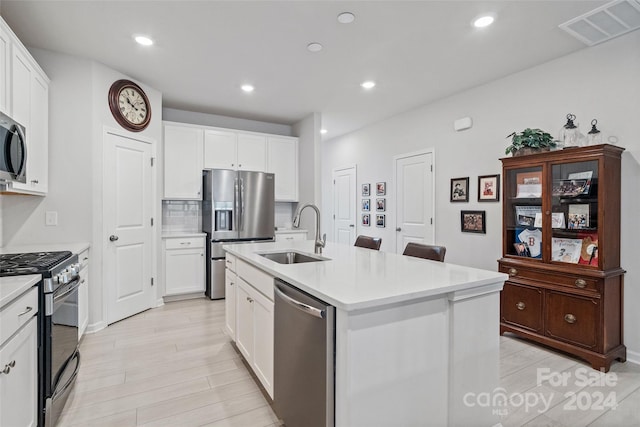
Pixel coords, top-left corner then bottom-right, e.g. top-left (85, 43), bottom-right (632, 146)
top-left (46, 278), bottom-right (81, 426)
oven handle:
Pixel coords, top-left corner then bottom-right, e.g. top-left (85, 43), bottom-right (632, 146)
top-left (53, 278), bottom-right (82, 303)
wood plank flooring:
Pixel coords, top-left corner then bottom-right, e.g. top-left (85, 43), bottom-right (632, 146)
top-left (57, 298), bottom-right (640, 427)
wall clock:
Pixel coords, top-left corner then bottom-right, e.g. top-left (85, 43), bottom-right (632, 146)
top-left (108, 79), bottom-right (151, 132)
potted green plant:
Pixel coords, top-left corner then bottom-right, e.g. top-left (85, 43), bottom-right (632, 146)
top-left (505, 128), bottom-right (557, 156)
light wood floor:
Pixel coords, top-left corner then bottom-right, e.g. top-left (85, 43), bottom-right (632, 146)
top-left (57, 298), bottom-right (640, 427)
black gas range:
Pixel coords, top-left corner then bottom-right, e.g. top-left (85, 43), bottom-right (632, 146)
top-left (0, 251), bottom-right (81, 427)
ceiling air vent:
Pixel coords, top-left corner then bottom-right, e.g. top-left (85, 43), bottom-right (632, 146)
top-left (559, 0), bottom-right (640, 46)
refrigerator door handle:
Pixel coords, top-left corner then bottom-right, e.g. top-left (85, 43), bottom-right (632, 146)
top-left (234, 177), bottom-right (240, 232)
top-left (239, 177), bottom-right (245, 231)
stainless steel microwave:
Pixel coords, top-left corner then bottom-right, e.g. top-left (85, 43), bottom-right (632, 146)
top-left (0, 111), bottom-right (27, 184)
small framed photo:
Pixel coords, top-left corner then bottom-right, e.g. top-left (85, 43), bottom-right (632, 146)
top-left (362, 199), bottom-right (370, 211)
top-left (376, 182), bottom-right (386, 196)
top-left (362, 214), bottom-right (370, 226)
top-left (450, 177), bottom-right (469, 202)
top-left (513, 242), bottom-right (531, 257)
top-left (362, 183), bottom-right (370, 197)
top-left (376, 198), bottom-right (386, 212)
top-left (478, 174), bottom-right (500, 202)
top-left (461, 210), bottom-right (486, 234)
top-left (376, 214), bottom-right (386, 228)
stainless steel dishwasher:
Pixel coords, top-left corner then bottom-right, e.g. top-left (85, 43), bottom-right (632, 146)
top-left (274, 279), bottom-right (335, 427)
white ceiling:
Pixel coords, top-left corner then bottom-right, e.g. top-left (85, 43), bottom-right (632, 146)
top-left (0, 1), bottom-right (606, 139)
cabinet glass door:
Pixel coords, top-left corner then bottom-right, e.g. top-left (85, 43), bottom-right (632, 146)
top-left (550, 160), bottom-right (598, 266)
top-left (505, 166), bottom-right (544, 259)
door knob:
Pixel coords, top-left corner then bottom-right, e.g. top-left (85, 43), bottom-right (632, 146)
top-left (109, 235), bottom-right (119, 242)
top-left (396, 227), bottom-right (402, 232)
top-left (349, 224), bottom-right (355, 228)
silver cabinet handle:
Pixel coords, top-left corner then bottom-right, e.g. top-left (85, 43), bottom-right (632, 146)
top-left (109, 235), bottom-right (119, 242)
top-left (180, 242), bottom-right (192, 245)
top-left (1, 360), bottom-right (16, 375)
top-left (274, 285), bottom-right (325, 319)
top-left (83, 257), bottom-right (89, 261)
top-left (17, 306), bottom-right (33, 317)
top-left (31, 179), bottom-right (39, 184)
top-left (246, 296), bottom-right (253, 303)
top-left (349, 224), bottom-right (355, 228)
top-left (396, 227), bottom-right (401, 232)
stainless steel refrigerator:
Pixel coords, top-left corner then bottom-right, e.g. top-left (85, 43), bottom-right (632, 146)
top-left (203, 169), bottom-right (275, 299)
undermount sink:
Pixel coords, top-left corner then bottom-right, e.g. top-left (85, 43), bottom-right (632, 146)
top-left (259, 251), bottom-right (329, 264)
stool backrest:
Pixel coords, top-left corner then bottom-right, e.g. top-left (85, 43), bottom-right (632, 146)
top-left (402, 242), bottom-right (446, 262)
top-left (354, 235), bottom-right (382, 250)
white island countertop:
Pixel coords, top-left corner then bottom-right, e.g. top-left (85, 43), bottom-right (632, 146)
top-left (0, 274), bottom-right (41, 310)
top-left (224, 240), bottom-right (507, 311)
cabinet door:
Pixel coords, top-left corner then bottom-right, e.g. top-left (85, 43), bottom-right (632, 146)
top-left (0, 23), bottom-right (10, 113)
top-left (501, 282), bottom-right (543, 333)
top-left (225, 270), bottom-right (237, 340)
top-left (0, 316), bottom-right (38, 427)
top-left (10, 46), bottom-right (30, 127)
top-left (237, 133), bottom-right (266, 171)
top-left (27, 73), bottom-right (48, 192)
top-left (235, 279), bottom-right (254, 362)
top-left (252, 290), bottom-right (274, 398)
top-left (545, 290), bottom-right (599, 349)
top-left (78, 267), bottom-right (89, 339)
top-left (164, 248), bottom-right (205, 295)
top-left (163, 125), bottom-right (204, 199)
top-left (204, 129), bottom-right (237, 169)
top-left (267, 137), bottom-right (298, 201)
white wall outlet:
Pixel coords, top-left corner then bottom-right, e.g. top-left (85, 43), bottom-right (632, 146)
top-left (45, 211), bottom-right (58, 226)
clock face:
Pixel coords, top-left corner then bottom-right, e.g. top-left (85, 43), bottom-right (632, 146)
top-left (118, 87), bottom-right (148, 125)
top-left (108, 79), bottom-right (152, 132)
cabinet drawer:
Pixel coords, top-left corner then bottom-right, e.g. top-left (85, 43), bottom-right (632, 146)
top-left (0, 287), bottom-right (38, 344)
top-left (275, 232), bottom-right (306, 242)
top-left (545, 291), bottom-right (599, 349)
top-left (225, 253), bottom-right (237, 272)
top-left (236, 259), bottom-right (273, 301)
top-left (500, 265), bottom-right (599, 293)
top-left (165, 237), bottom-right (205, 249)
top-left (78, 248), bottom-right (90, 270)
top-left (501, 282), bottom-right (543, 333)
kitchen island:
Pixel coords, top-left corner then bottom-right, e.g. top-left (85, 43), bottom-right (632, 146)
top-left (224, 240), bottom-right (507, 427)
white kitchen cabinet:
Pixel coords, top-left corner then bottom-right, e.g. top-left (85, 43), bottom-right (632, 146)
top-left (3, 23), bottom-right (50, 196)
top-left (225, 270), bottom-right (237, 340)
top-left (163, 236), bottom-right (205, 295)
top-left (204, 129), bottom-right (237, 169)
top-left (0, 287), bottom-right (38, 427)
top-left (235, 279), bottom-right (254, 361)
top-left (0, 23), bottom-right (10, 113)
top-left (203, 129), bottom-right (266, 172)
top-left (78, 248), bottom-right (90, 340)
top-left (267, 136), bottom-right (298, 201)
top-left (275, 229), bottom-right (308, 242)
top-left (163, 124), bottom-right (204, 199)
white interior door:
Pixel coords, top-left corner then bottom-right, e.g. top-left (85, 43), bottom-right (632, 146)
top-left (332, 166), bottom-right (357, 245)
top-left (104, 131), bottom-right (154, 324)
top-left (395, 151), bottom-right (434, 254)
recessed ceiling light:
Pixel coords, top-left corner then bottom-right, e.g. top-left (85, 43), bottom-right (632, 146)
top-left (241, 84), bottom-right (254, 93)
top-left (473, 14), bottom-right (495, 28)
top-left (134, 35), bottom-right (154, 46)
top-left (361, 81), bottom-right (376, 89)
top-left (337, 12), bottom-right (355, 24)
top-left (320, 129), bottom-right (328, 135)
top-left (307, 42), bottom-right (323, 52)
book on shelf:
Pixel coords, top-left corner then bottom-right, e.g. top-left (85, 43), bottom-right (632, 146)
top-left (551, 238), bottom-right (582, 263)
top-left (568, 204), bottom-right (589, 229)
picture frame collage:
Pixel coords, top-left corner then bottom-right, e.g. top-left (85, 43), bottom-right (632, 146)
top-left (362, 182), bottom-right (386, 227)
top-left (451, 174), bottom-right (499, 234)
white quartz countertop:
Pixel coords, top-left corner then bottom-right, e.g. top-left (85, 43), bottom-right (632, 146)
top-left (161, 232), bottom-right (207, 238)
top-left (275, 229), bottom-right (308, 234)
top-left (0, 242), bottom-right (90, 256)
top-left (0, 275), bottom-right (41, 310)
top-left (224, 240), bottom-right (508, 311)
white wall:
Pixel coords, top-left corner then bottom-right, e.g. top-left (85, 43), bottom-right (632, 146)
top-left (162, 107), bottom-right (292, 136)
top-left (322, 31), bottom-right (640, 359)
top-left (292, 112), bottom-right (321, 237)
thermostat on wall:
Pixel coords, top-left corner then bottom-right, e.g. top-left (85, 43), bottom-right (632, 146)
top-left (454, 117), bottom-right (473, 132)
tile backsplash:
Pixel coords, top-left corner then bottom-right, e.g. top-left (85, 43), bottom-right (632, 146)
top-left (162, 200), bottom-right (201, 233)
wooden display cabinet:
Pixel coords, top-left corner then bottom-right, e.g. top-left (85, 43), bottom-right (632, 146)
top-left (498, 144), bottom-right (625, 372)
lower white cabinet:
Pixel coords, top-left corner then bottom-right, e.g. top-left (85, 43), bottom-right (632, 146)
top-left (275, 230), bottom-right (308, 242)
top-left (78, 248), bottom-right (90, 339)
top-left (224, 270), bottom-right (237, 340)
top-left (0, 290), bottom-right (38, 427)
top-left (234, 274), bottom-right (274, 398)
top-left (163, 237), bottom-right (206, 296)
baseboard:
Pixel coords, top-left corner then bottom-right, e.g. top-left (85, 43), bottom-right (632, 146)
top-left (85, 320), bottom-right (107, 334)
top-left (162, 292), bottom-right (206, 303)
top-left (626, 349), bottom-right (640, 365)
top-left (155, 298), bottom-right (164, 307)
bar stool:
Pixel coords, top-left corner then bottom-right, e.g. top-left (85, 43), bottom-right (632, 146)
top-left (354, 235), bottom-right (382, 250)
top-left (402, 242), bottom-right (446, 262)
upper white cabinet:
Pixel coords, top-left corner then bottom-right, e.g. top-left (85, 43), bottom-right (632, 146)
top-left (163, 123), bottom-right (203, 199)
top-left (203, 130), bottom-right (266, 172)
top-left (1, 18), bottom-right (50, 196)
top-left (267, 136), bottom-right (298, 201)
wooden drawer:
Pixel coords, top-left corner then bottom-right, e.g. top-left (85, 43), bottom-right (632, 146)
top-left (0, 287), bottom-right (38, 345)
top-left (500, 265), bottom-right (599, 293)
top-left (225, 253), bottom-right (237, 272)
top-left (545, 290), bottom-right (599, 350)
top-left (165, 237), bottom-right (205, 250)
top-left (501, 282), bottom-right (543, 333)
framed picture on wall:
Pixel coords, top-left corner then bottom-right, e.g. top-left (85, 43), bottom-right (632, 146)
top-left (362, 183), bottom-right (371, 197)
top-left (376, 214), bottom-right (386, 228)
top-left (362, 199), bottom-right (370, 211)
top-left (478, 174), bottom-right (500, 202)
top-left (461, 210), bottom-right (486, 234)
top-left (376, 182), bottom-right (386, 196)
top-left (450, 177), bottom-right (469, 202)
top-left (376, 198), bottom-right (386, 212)
top-left (362, 214), bottom-right (370, 226)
